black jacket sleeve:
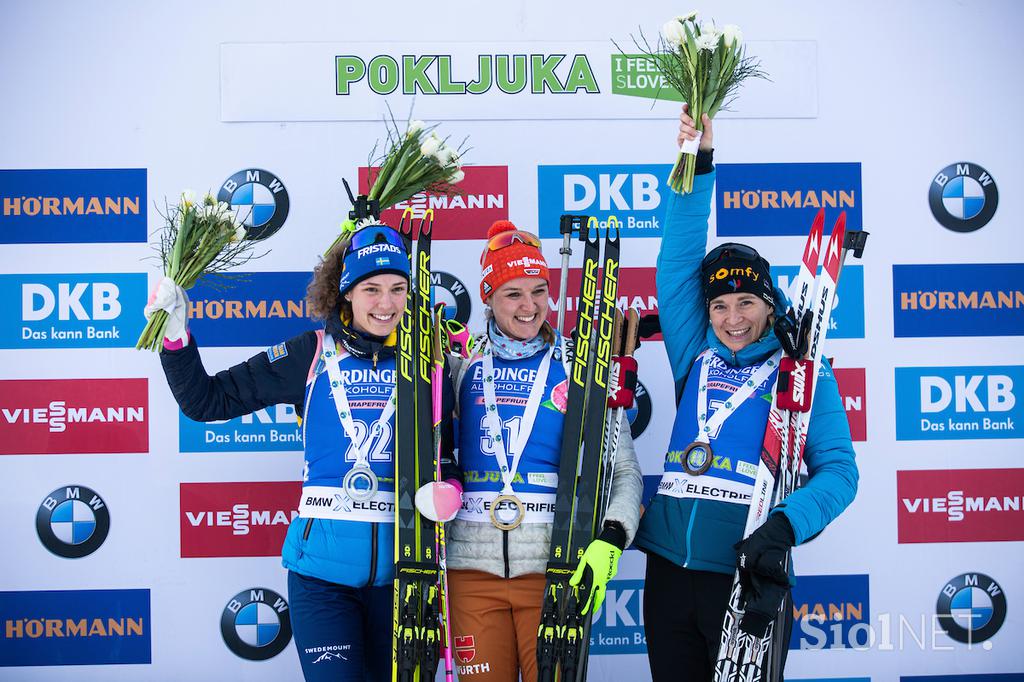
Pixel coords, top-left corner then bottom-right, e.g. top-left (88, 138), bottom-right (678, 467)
top-left (159, 332), bottom-right (319, 422)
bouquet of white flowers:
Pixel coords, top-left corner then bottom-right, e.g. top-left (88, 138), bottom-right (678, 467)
top-left (136, 192), bottom-right (266, 351)
top-left (638, 12), bottom-right (765, 193)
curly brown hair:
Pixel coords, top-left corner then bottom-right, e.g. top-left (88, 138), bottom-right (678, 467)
top-left (306, 235), bottom-right (353, 325)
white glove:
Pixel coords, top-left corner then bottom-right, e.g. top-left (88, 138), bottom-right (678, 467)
top-left (144, 276), bottom-right (189, 343)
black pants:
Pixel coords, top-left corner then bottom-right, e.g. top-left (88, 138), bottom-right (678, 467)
top-left (643, 552), bottom-right (792, 682)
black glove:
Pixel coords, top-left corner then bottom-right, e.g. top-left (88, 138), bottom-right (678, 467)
top-left (733, 513), bottom-right (796, 637)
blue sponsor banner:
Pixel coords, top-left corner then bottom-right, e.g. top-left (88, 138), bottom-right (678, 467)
top-left (180, 404), bottom-right (303, 452)
top-left (895, 366), bottom-right (1023, 440)
top-left (537, 164), bottom-right (672, 238)
top-left (0, 588), bottom-right (151, 666)
top-left (790, 574), bottom-right (870, 650)
top-left (793, 679), bottom-right (870, 682)
top-left (892, 264), bottom-right (1024, 337)
top-left (773, 265), bottom-right (865, 339)
top-left (0, 169), bottom-right (147, 244)
top-left (0, 273), bottom-right (147, 349)
top-left (905, 671), bottom-right (1024, 675)
top-left (589, 579), bottom-right (647, 655)
top-left (187, 272), bottom-right (318, 347)
top-left (716, 163), bottom-right (862, 237)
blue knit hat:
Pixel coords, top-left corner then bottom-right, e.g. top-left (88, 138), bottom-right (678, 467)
top-left (337, 224), bottom-right (410, 296)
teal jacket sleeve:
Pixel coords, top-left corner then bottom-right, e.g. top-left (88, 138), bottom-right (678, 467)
top-left (774, 358), bottom-right (859, 544)
top-left (656, 170), bottom-right (716, 392)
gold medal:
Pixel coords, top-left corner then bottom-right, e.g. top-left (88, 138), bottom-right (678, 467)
top-left (489, 494), bottom-right (526, 530)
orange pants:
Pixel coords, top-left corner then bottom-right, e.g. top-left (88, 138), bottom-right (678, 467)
top-left (447, 569), bottom-right (546, 682)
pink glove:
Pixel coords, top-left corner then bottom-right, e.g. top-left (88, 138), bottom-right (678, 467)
top-left (414, 480), bottom-right (463, 523)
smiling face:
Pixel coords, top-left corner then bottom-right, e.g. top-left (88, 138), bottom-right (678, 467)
top-left (488, 276), bottom-right (549, 340)
top-left (344, 274), bottom-right (408, 337)
top-left (709, 292), bottom-right (773, 353)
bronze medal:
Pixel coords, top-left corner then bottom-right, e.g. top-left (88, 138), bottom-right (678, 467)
top-left (682, 441), bottom-right (714, 476)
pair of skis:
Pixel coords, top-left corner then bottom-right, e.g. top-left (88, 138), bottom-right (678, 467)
top-left (713, 209), bottom-right (868, 682)
top-left (393, 208), bottom-right (453, 681)
top-left (537, 216), bottom-right (623, 682)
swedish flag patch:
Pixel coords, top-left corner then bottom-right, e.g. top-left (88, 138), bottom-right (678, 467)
top-left (267, 342), bottom-right (288, 363)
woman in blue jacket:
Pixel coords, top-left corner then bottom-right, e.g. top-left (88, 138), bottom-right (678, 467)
top-left (632, 108), bottom-right (858, 681)
top-left (148, 223), bottom-right (458, 681)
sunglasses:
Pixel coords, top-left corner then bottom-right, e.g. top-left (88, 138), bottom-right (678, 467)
top-left (479, 230), bottom-right (542, 266)
top-left (346, 224), bottom-right (406, 254)
top-left (700, 242), bottom-right (762, 271)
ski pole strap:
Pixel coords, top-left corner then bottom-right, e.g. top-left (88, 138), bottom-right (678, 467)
top-left (695, 350), bottom-right (781, 444)
top-left (607, 356), bottom-right (638, 408)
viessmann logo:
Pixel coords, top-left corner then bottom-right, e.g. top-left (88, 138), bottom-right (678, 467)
top-left (898, 468), bottom-right (1024, 543)
top-left (0, 168), bottom-right (147, 244)
top-left (834, 367), bottom-right (867, 442)
top-left (895, 365), bottom-right (1021, 440)
top-left (716, 163), bottom-right (863, 237)
top-left (186, 272), bottom-right (317, 347)
top-left (181, 482), bottom-right (301, 557)
top-left (0, 379), bottom-right (148, 455)
top-left (892, 264), bottom-right (1024, 337)
top-left (359, 165), bottom-right (508, 240)
top-left (0, 588), bottom-right (151, 666)
top-left (546, 266), bottom-right (659, 336)
top-left (0, 273), bottom-right (147, 349)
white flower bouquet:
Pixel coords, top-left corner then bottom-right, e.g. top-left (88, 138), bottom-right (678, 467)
top-left (638, 12), bottom-right (765, 193)
top-left (135, 192), bottom-right (266, 351)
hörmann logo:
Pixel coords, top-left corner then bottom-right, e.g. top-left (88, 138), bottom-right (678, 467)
top-left (0, 588), bottom-right (151, 666)
top-left (1, 273), bottom-right (146, 349)
top-left (0, 379), bottom-right (148, 455)
top-left (898, 468), bottom-right (1024, 543)
top-left (0, 168), bottom-right (147, 244)
top-left (180, 403), bottom-right (303, 452)
top-left (791, 574), bottom-right (871, 650)
top-left (186, 272), bottom-right (317, 347)
top-left (181, 482), bottom-right (302, 557)
top-left (895, 366), bottom-right (1021, 440)
top-left (833, 367), bottom-right (867, 442)
top-left (537, 164), bottom-right (670, 238)
top-left (893, 264), bottom-right (1024, 337)
top-left (336, 54), bottom-right (600, 96)
top-left (716, 163), bottom-right (862, 237)
top-left (359, 165), bottom-right (509, 240)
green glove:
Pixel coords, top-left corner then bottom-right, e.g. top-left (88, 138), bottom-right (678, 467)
top-left (569, 538), bottom-right (623, 614)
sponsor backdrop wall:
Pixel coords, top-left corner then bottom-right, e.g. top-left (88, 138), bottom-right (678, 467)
top-left (1, 1), bottom-right (1021, 680)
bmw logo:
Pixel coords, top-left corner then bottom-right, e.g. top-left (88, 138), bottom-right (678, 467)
top-left (36, 485), bottom-right (110, 559)
top-left (936, 573), bottom-right (1006, 645)
top-left (221, 588), bottom-right (293, 660)
top-left (217, 169), bottom-right (290, 241)
top-left (928, 162), bottom-right (998, 233)
top-left (432, 271), bottom-right (472, 326)
top-left (626, 379), bottom-right (652, 439)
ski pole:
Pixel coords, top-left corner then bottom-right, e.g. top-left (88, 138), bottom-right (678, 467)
top-left (431, 305), bottom-right (455, 682)
top-left (556, 215), bottom-right (587, 335)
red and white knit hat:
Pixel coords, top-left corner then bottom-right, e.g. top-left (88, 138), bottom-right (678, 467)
top-left (479, 220), bottom-right (550, 302)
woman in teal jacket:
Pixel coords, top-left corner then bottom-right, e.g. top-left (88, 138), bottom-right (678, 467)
top-left (633, 108), bottom-right (858, 681)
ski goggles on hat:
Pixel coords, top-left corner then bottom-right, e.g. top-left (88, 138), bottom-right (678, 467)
top-left (700, 242), bottom-right (763, 271)
top-left (345, 224), bottom-right (406, 256)
top-left (479, 230), bottom-right (542, 266)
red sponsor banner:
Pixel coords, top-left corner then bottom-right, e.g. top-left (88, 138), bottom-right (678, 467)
top-left (547, 266), bottom-right (660, 340)
top-left (833, 368), bottom-right (867, 442)
top-left (897, 468), bottom-right (1024, 543)
top-left (180, 481), bottom-right (302, 557)
top-left (0, 379), bottom-right (148, 455)
top-left (357, 165), bottom-right (508, 240)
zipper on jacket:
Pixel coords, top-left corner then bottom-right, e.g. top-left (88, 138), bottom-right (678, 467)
top-left (368, 522), bottom-right (379, 585)
top-left (373, 351), bottom-right (379, 368)
top-left (302, 518), bottom-right (314, 541)
top-left (502, 529), bottom-right (510, 579)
